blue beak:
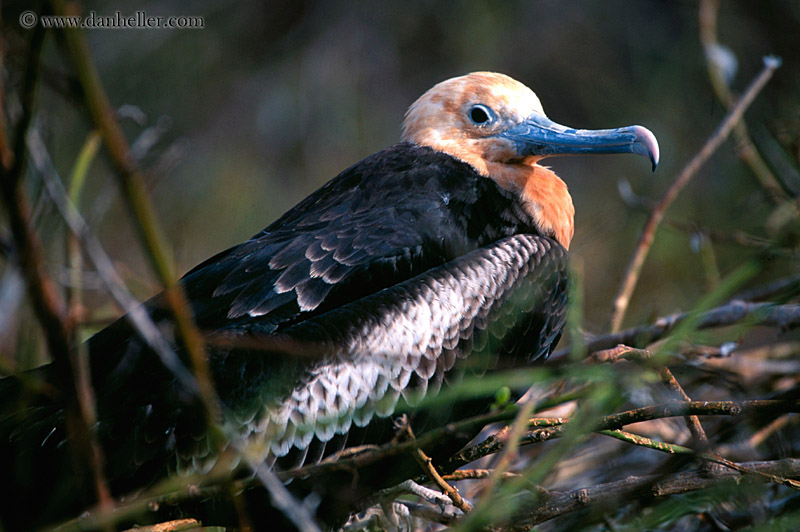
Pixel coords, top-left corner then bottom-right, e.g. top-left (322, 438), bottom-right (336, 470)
top-left (499, 113), bottom-right (660, 171)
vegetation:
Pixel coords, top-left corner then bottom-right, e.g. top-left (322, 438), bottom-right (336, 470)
top-left (1, 1), bottom-right (799, 530)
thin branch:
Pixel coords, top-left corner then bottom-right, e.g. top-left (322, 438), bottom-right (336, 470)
top-left (554, 300), bottom-right (800, 360)
top-left (610, 56), bottom-right (782, 332)
top-left (245, 456), bottom-right (324, 532)
top-left (598, 429), bottom-right (692, 454)
top-left (442, 469), bottom-right (524, 482)
top-left (478, 399), bottom-right (537, 500)
top-left (405, 425), bottom-right (473, 513)
top-left (120, 519), bottom-right (202, 532)
top-left (509, 458), bottom-right (800, 528)
top-left (32, 125), bottom-right (318, 532)
top-left (0, 16), bottom-right (113, 512)
top-left (657, 366), bottom-right (710, 449)
top-left (50, 0), bottom-right (219, 427)
top-left (599, 429), bottom-right (799, 489)
top-left (699, 0), bottom-right (791, 203)
top-left (27, 127), bottom-right (202, 397)
top-left (0, 28), bottom-right (15, 169)
top-left (447, 399), bottom-right (800, 471)
top-left (600, 400), bottom-right (799, 430)
top-left (281, 407), bottom-right (521, 482)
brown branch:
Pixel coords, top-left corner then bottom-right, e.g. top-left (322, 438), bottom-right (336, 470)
top-left (442, 469), bottom-right (524, 482)
top-left (553, 301), bottom-right (800, 361)
top-left (50, 0), bottom-right (220, 427)
top-left (657, 366), bottom-right (710, 449)
top-left (610, 56), bottom-right (782, 332)
top-left (405, 425), bottom-right (472, 513)
top-left (28, 128), bottom-right (202, 397)
top-left (60, 397), bottom-right (800, 531)
top-left (121, 519), bottom-right (202, 532)
top-left (590, 344), bottom-right (713, 451)
top-left (282, 407), bottom-right (521, 482)
top-left (0, 31), bottom-right (15, 169)
top-left (699, 0), bottom-right (791, 203)
top-left (508, 458), bottom-right (800, 529)
top-left (0, 16), bottom-right (113, 513)
top-left (447, 399), bottom-right (800, 471)
top-left (477, 399), bottom-right (538, 502)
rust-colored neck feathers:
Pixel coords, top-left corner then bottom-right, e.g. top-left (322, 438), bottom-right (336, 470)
top-left (488, 162), bottom-right (575, 249)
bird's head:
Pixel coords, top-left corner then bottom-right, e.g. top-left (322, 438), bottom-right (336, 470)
top-left (402, 72), bottom-right (659, 249)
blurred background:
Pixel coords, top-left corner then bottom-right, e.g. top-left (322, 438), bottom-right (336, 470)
top-left (1, 0), bottom-right (799, 366)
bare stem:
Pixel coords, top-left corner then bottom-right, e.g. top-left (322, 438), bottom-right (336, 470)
top-left (50, 0), bottom-right (220, 431)
top-left (0, 17), bottom-right (113, 512)
top-left (610, 56), bottom-right (782, 332)
top-left (405, 425), bottom-right (473, 513)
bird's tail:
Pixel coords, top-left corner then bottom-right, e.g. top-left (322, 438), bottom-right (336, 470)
top-left (0, 365), bottom-right (94, 531)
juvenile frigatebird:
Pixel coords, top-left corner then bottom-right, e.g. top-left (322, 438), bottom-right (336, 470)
top-left (0, 72), bottom-right (658, 530)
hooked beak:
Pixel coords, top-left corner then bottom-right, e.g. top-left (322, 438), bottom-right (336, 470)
top-left (499, 114), bottom-right (660, 171)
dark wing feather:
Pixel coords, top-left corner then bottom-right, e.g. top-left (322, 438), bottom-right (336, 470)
top-left (179, 145), bottom-right (482, 334)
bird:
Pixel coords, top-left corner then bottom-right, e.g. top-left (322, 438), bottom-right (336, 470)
top-left (0, 72), bottom-right (658, 530)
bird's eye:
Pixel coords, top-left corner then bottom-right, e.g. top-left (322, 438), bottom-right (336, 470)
top-left (468, 104), bottom-right (493, 125)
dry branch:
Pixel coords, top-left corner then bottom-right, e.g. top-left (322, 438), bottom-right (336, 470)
top-left (27, 127), bottom-right (202, 397)
top-left (554, 300), bottom-right (800, 360)
top-left (405, 424), bottom-right (473, 513)
top-left (0, 16), bottom-right (113, 511)
top-left (447, 399), bottom-right (800, 471)
top-left (51, 0), bottom-right (219, 425)
top-left (510, 458), bottom-right (800, 529)
top-left (610, 56), bottom-right (782, 332)
top-left (699, 0), bottom-right (790, 203)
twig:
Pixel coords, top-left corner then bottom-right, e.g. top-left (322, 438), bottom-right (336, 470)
top-left (405, 425), bottom-right (473, 512)
top-left (479, 399), bottom-right (537, 499)
top-left (599, 429), bottom-right (692, 454)
top-left (0, 29), bottom-right (15, 169)
top-left (0, 16), bottom-right (113, 512)
top-left (591, 344), bottom-right (713, 450)
top-left (699, 0), bottom-right (790, 203)
top-left (442, 469), bottom-right (524, 482)
top-left (610, 56), bottom-right (782, 332)
top-left (599, 429), bottom-right (798, 489)
top-left (447, 399), bottom-right (800, 471)
top-left (509, 458), bottom-right (800, 528)
top-left (244, 455), bottom-right (324, 532)
top-left (595, 400), bottom-right (799, 432)
top-left (27, 128), bottom-right (202, 397)
top-left (584, 344), bottom-right (650, 364)
top-left (657, 366), bottom-right (710, 449)
top-left (121, 519), bottom-right (201, 532)
top-left (282, 407), bottom-right (522, 482)
top-left (33, 123), bottom-right (316, 531)
top-left (51, 0), bottom-right (220, 427)
top-left (553, 301), bottom-right (800, 360)
top-left (719, 414), bottom-right (796, 456)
